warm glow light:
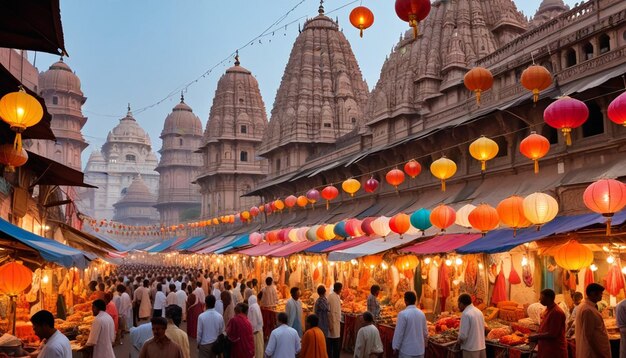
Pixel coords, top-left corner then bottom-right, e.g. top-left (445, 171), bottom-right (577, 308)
top-left (445, 259), bottom-right (452, 266)
top-left (603, 246), bottom-right (610, 252)
top-left (273, 258), bottom-right (279, 265)
top-left (607, 255), bottom-right (615, 264)
top-left (478, 262), bottom-right (484, 270)
top-left (317, 261), bottom-right (322, 268)
top-left (455, 257), bottom-right (463, 266)
top-left (424, 257), bottom-right (431, 265)
top-left (621, 267), bottom-right (626, 275)
top-left (42, 275), bottom-right (49, 284)
top-left (452, 279), bottom-right (460, 286)
top-left (521, 256), bottom-right (529, 267)
top-left (381, 262), bottom-right (388, 270)
top-left (329, 262), bottom-right (335, 266)
top-left (351, 259), bottom-right (358, 266)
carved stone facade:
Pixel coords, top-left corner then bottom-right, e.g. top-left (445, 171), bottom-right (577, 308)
top-left (257, 5), bottom-right (369, 179)
top-left (531, 0), bottom-right (570, 28)
top-left (113, 176), bottom-right (159, 226)
top-left (196, 58), bottom-right (268, 218)
top-left (155, 97), bottom-right (203, 225)
top-left (81, 109), bottom-right (159, 220)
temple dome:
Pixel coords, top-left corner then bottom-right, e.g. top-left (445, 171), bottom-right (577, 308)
top-left (162, 98), bottom-right (202, 137)
top-left (39, 58), bottom-right (82, 94)
top-left (106, 109), bottom-right (151, 146)
top-left (531, 0), bottom-right (569, 27)
top-left (115, 176), bottom-right (156, 205)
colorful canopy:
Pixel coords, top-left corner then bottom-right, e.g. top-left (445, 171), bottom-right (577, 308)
top-left (175, 235), bottom-right (206, 251)
top-left (214, 234), bottom-right (251, 254)
top-left (237, 242), bottom-right (290, 257)
top-left (268, 241), bottom-right (319, 257)
top-left (147, 238), bottom-right (177, 253)
top-left (196, 236), bottom-right (237, 254)
top-left (401, 234), bottom-right (482, 255)
top-left (328, 234), bottom-right (419, 261)
top-left (304, 240), bottom-right (345, 253)
top-left (322, 236), bottom-right (373, 252)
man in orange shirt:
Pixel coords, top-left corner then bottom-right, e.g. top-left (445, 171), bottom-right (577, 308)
top-left (300, 314), bottom-right (327, 358)
top-left (529, 289), bottom-right (566, 358)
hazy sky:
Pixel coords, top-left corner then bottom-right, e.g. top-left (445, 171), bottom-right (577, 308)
top-left (34, 0), bottom-right (577, 168)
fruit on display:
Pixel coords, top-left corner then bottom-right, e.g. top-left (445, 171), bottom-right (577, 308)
top-left (486, 327), bottom-right (512, 340)
top-left (499, 332), bottom-right (528, 346)
top-left (434, 316), bottom-right (460, 333)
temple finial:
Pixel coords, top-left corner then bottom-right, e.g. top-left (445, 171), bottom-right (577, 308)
top-left (180, 91), bottom-right (184, 103)
top-left (234, 50), bottom-right (240, 66)
top-left (318, 0), bottom-right (324, 15)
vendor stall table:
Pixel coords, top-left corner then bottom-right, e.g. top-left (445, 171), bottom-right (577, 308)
top-left (486, 341), bottom-right (534, 358)
top-left (342, 313), bottom-right (364, 352)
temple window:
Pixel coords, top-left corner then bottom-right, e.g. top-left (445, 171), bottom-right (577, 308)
top-left (52, 96), bottom-right (58, 105)
top-left (565, 48), bottom-right (577, 68)
top-left (241, 125), bottom-right (247, 134)
top-left (240, 151), bottom-right (248, 162)
top-left (599, 34), bottom-right (611, 54)
top-left (583, 42), bottom-right (594, 60)
top-left (125, 154), bottom-right (136, 162)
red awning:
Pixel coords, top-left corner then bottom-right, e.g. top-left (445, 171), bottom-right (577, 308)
top-left (0, 0), bottom-right (67, 56)
top-left (401, 234), bottom-right (482, 255)
top-left (268, 241), bottom-right (319, 257)
top-left (237, 242), bottom-right (292, 257)
top-left (322, 236), bottom-right (373, 252)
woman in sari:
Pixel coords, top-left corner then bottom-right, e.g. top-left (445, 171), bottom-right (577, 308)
top-left (186, 284), bottom-right (203, 340)
top-left (221, 290), bottom-right (235, 327)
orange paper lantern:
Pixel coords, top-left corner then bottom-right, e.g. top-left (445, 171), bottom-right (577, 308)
top-left (497, 196), bottom-right (531, 234)
top-left (389, 213), bottom-right (411, 236)
top-left (430, 205), bottom-right (456, 232)
top-left (519, 131), bottom-right (550, 174)
top-left (0, 88), bottom-right (44, 152)
top-left (274, 199), bottom-right (285, 211)
top-left (469, 136), bottom-right (499, 172)
top-left (0, 144), bottom-right (28, 172)
top-left (464, 67), bottom-right (493, 105)
top-left (349, 6), bottom-right (374, 38)
top-left (342, 179), bottom-right (361, 197)
top-left (296, 195), bottom-right (309, 208)
top-left (394, 255), bottom-right (419, 271)
top-left (553, 240), bottom-right (593, 273)
top-left (468, 204), bottom-right (500, 234)
top-left (404, 159), bottom-right (422, 179)
top-left (583, 179), bottom-right (626, 235)
top-left (0, 261), bottom-right (33, 296)
top-left (362, 255), bottom-right (383, 268)
top-left (386, 169), bottom-right (405, 190)
top-left (520, 65), bottom-right (552, 103)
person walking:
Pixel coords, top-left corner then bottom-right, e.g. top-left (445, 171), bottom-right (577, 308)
top-left (354, 312), bottom-right (383, 358)
top-left (138, 317), bottom-right (184, 358)
top-left (226, 303), bottom-right (255, 358)
top-left (300, 314), bottom-right (327, 358)
top-left (221, 290), bottom-right (235, 326)
top-left (194, 281), bottom-right (206, 307)
top-left (528, 289), bottom-right (566, 358)
top-left (286, 287), bottom-right (304, 337)
top-left (367, 285), bottom-right (381, 321)
top-left (135, 280), bottom-right (152, 323)
top-left (575, 283), bottom-right (611, 358)
top-left (197, 295), bottom-right (225, 358)
top-left (167, 284), bottom-right (178, 307)
top-left (314, 285), bottom-right (330, 338)
top-left (118, 284), bottom-right (133, 335)
top-left (265, 312), bottom-right (301, 358)
top-left (392, 291), bottom-right (428, 358)
top-left (85, 300), bottom-right (116, 358)
top-left (186, 285), bottom-right (203, 340)
top-left (176, 282), bottom-right (188, 320)
top-left (456, 293), bottom-right (486, 358)
top-left (328, 282), bottom-right (343, 358)
top-left (247, 295), bottom-right (264, 358)
top-left (30, 310), bottom-right (72, 358)
top-left (153, 283), bottom-right (167, 318)
top-left (103, 293), bottom-right (119, 344)
top-left (165, 306), bottom-right (190, 358)
top-left (260, 277), bottom-right (278, 307)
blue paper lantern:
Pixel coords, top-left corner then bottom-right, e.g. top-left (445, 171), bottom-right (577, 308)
top-left (333, 221), bottom-right (348, 238)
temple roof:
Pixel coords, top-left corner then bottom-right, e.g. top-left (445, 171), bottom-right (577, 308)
top-left (161, 96), bottom-right (202, 138)
top-left (531, 0), bottom-right (569, 27)
top-left (114, 176), bottom-right (156, 206)
top-left (39, 57), bottom-right (82, 95)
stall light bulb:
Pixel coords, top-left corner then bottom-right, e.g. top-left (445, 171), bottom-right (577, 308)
top-left (622, 267), bottom-right (626, 275)
top-left (521, 256), bottom-right (529, 267)
top-left (42, 275), bottom-right (49, 284)
top-left (603, 246), bottom-right (610, 252)
top-left (455, 257), bottom-right (463, 266)
top-left (607, 255), bottom-right (615, 264)
top-left (434, 261), bottom-right (439, 267)
top-left (273, 258), bottom-right (279, 265)
top-left (590, 264), bottom-right (598, 272)
top-left (478, 262), bottom-right (484, 270)
top-left (330, 262), bottom-right (335, 266)
top-left (317, 261), bottom-right (322, 268)
top-left (452, 279), bottom-right (460, 286)
top-left (381, 262), bottom-right (388, 270)
top-left (424, 257), bottom-right (431, 265)
top-left (445, 259), bottom-right (452, 266)
top-left (350, 259), bottom-right (358, 266)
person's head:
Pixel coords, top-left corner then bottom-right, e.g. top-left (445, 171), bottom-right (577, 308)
top-left (206, 294), bottom-right (216, 309)
top-left (196, 281), bottom-right (202, 288)
top-left (151, 317), bottom-right (168, 341)
top-left (266, 277), bottom-right (273, 286)
top-left (187, 285), bottom-right (194, 294)
top-left (404, 291), bottom-right (417, 306)
top-left (457, 293), bottom-right (472, 312)
top-left (116, 284), bottom-right (126, 294)
top-left (143, 279), bottom-right (149, 288)
top-left (573, 291), bottom-right (583, 305)
top-left (98, 283), bottom-right (105, 291)
top-left (586, 283), bottom-right (605, 303)
top-left (277, 312), bottom-right (288, 325)
top-left (249, 295), bottom-right (258, 305)
top-left (333, 282), bottom-right (343, 294)
top-left (370, 285), bottom-right (381, 296)
top-left (317, 285), bottom-right (326, 297)
top-left (92, 299), bottom-right (106, 316)
top-left (169, 283), bottom-right (176, 292)
top-left (233, 279), bottom-right (238, 286)
top-left (540, 289), bottom-right (556, 306)
top-left (104, 292), bottom-right (113, 304)
top-left (88, 281), bottom-right (97, 291)
top-left (224, 282), bottom-right (231, 291)
top-left (363, 311), bottom-right (374, 324)
top-left (181, 282), bottom-right (187, 291)
top-left (156, 283), bottom-right (162, 292)
top-left (247, 281), bottom-right (253, 288)
top-left (218, 275), bottom-right (224, 282)
top-left (252, 278), bottom-right (258, 287)
top-left (305, 314), bottom-right (319, 330)
top-left (165, 305), bottom-right (183, 327)
top-left (30, 310), bottom-right (56, 340)
top-left (235, 303), bottom-right (249, 315)
top-left (290, 287), bottom-right (300, 300)
top-left (221, 291), bottom-right (232, 307)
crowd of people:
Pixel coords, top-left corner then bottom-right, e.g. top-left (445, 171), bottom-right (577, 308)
top-left (20, 264), bottom-right (625, 358)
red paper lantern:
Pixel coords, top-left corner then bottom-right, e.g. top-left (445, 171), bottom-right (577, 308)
top-left (349, 6), bottom-right (374, 38)
top-left (278, 228), bottom-right (291, 243)
top-left (583, 179), bottom-right (626, 235)
top-left (386, 169), bottom-right (405, 190)
top-left (404, 159), bottom-right (422, 179)
top-left (430, 205), bottom-right (456, 232)
top-left (361, 217), bottom-right (376, 236)
top-left (345, 218), bottom-right (364, 237)
top-left (468, 204), bottom-right (500, 234)
top-left (266, 230), bottom-right (280, 244)
top-left (519, 131), bottom-right (550, 174)
top-left (0, 144), bottom-right (28, 172)
top-left (395, 0), bottom-right (431, 38)
top-left (285, 195), bottom-right (297, 209)
top-left (464, 67), bottom-right (494, 105)
top-left (0, 261), bottom-right (33, 296)
top-left (389, 213), bottom-right (411, 236)
top-left (520, 65), bottom-right (553, 103)
top-left (608, 92), bottom-right (626, 126)
top-left (364, 177), bottom-right (379, 193)
top-left (544, 96), bottom-right (589, 146)
top-left (321, 186), bottom-right (339, 210)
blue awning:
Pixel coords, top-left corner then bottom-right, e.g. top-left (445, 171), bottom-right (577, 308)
top-left (457, 211), bottom-right (626, 254)
top-left (0, 218), bottom-right (87, 268)
top-left (304, 240), bottom-right (345, 253)
top-left (176, 236), bottom-right (206, 251)
top-left (148, 238), bottom-right (177, 253)
top-left (214, 234), bottom-right (251, 254)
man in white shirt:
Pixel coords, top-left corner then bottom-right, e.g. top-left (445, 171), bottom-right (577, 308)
top-left (154, 283), bottom-right (167, 318)
top-left (197, 295), bottom-right (225, 358)
top-left (328, 282), bottom-right (343, 358)
top-left (392, 291), bottom-right (428, 358)
top-left (130, 322), bottom-right (152, 358)
top-left (31, 310), bottom-right (72, 358)
top-left (85, 299), bottom-right (116, 358)
top-left (193, 281), bottom-right (206, 307)
top-left (265, 312), bottom-right (301, 358)
top-left (354, 312), bottom-right (383, 358)
top-left (167, 284), bottom-right (178, 307)
top-left (456, 293), bottom-right (486, 358)
top-left (176, 282), bottom-right (188, 320)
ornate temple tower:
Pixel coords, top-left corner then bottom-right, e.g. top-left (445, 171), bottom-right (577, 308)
top-left (257, 3), bottom-right (369, 178)
top-left (113, 176), bottom-right (159, 225)
top-left (81, 108), bottom-right (159, 220)
top-left (36, 58), bottom-right (88, 170)
top-left (196, 55), bottom-right (268, 218)
top-left (531, 0), bottom-right (569, 27)
top-left (155, 96), bottom-right (203, 225)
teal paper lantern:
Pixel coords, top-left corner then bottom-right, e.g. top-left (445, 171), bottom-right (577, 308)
top-left (410, 208), bottom-right (432, 233)
top-left (333, 221), bottom-right (348, 238)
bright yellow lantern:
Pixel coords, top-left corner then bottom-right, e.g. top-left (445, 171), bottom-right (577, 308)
top-left (469, 136), bottom-right (499, 171)
top-left (342, 178), bottom-right (361, 197)
top-left (553, 240), bottom-right (593, 273)
top-left (323, 224), bottom-right (336, 241)
top-left (394, 255), bottom-right (419, 271)
top-left (430, 156), bottom-right (457, 191)
top-left (274, 199), bottom-right (285, 211)
top-left (523, 192), bottom-right (559, 227)
top-left (0, 88), bottom-right (44, 151)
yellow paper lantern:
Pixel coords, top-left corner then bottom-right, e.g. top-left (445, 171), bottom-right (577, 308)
top-left (274, 199), bottom-right (285, 211)
top-left (523, 192), bottom-right (559, 227)
top-left (362, 255), bottom-right (383, 268)
top-left (430, 156), bottom-right (457, 191)
top-left (0, 88), bottom-right (44, 152)
top-left (394, 255), bottom-right (419, 271)
top-left (469, 136), bottom-right (499, 171)
top-left (554, 240), bottom-right (593, 273)
top-left (342, 178), bottom-right (361, 197)
top-left (323, 224), bottom-right (336, 241)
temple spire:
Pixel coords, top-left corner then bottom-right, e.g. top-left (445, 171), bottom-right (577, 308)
top-left (234, 50), bottom-right (240, 66)
top-left (318, 0), bottom-right (324, 15)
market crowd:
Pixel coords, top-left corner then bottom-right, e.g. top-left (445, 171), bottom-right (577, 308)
top-left (22, 264), bottom-right (626, 358)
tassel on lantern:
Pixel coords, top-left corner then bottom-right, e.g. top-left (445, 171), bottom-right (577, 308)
top-left (475, 90), bottom-right (482, 106)
top-left (441, 179), bottom-right (446, 192)
top-left (562, 128), bottom-right (572, 146)
top-left (534, 160), bottom-right (539, 174)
